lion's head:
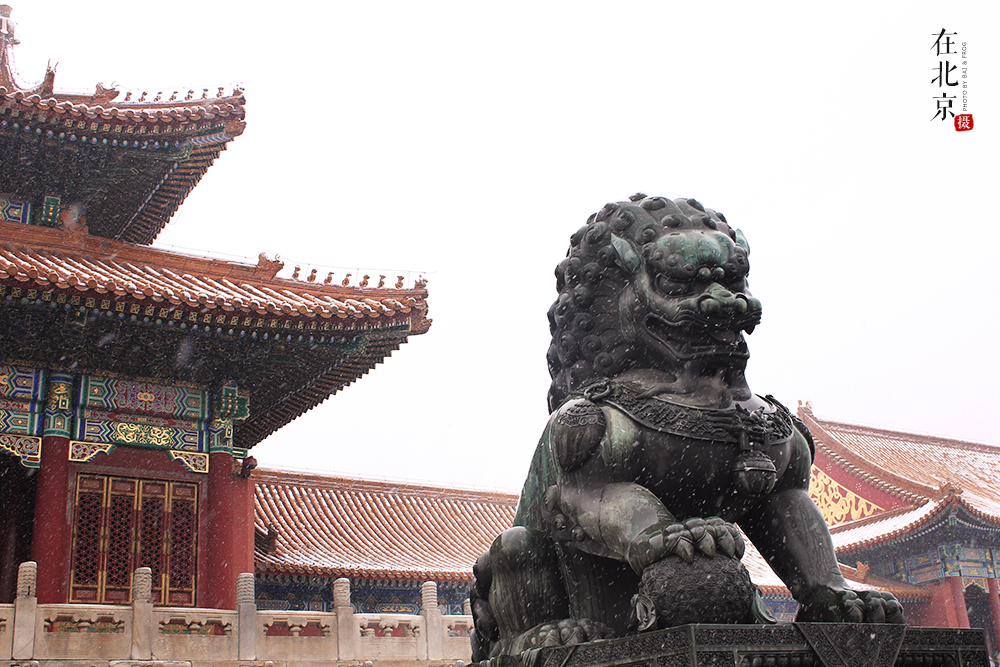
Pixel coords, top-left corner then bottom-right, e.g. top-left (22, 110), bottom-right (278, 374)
top-left (546, 194), bottom-right (762, 412)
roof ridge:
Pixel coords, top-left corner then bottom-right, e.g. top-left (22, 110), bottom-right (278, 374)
top-left (799, 406), bottom-right (939, 501)
top-left (253, 467), bottom-right (520, 504)
top-left (0, 221), bottom-right (429, 298)
top-left (800, 403), bottom-right (1000, 452)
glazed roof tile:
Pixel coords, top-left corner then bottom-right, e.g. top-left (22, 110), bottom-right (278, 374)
top-left (254, 469), bottom-right (518, 581)
top-left (0, 221), bottom-right (429, 325)
top-left (252, 468), bottom-right (923, 599)
top-left (800, 404), bottom-right (1000, 517)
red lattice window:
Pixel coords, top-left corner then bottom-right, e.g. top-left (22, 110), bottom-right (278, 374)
top-left (70, 474), bottom-right (198, 606)
top-left (68, 476), bottom-right (106, 602)
top-left (166, 483), bottom-right (197, 605)
top-left (138, 481), bottom-right (167, 604)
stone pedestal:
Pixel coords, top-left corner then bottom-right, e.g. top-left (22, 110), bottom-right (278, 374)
top-left (422, 581), bottom-right (443, 660)
top-left (334, 577), bottom-right (358, 660)
top-left (480, 624), bottom-right (988, 667)
top-left (236, 572), bottom-right (257, 661)
top-left (131, 567), bottom-right (153, 660)
top-left (12, 561), bottom-right (37, 660)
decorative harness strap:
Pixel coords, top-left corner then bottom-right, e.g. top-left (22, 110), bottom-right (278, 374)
top-left (579, 378), bottom-right (794, 446)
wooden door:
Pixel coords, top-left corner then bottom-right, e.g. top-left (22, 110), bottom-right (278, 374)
top-left (69, 473), bottom-right (197, 605)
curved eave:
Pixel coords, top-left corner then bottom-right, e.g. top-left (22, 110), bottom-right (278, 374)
top-left (0, 222), bottom-right (429, 325)
top-left (233, 335), bottom-right (416, 449)
top-left (832, 494), bottom-right (1000, 554)
top-left (254, 559), bottom-right (475, 583)
top-left (0, 89), bottom-right (246, 244)
top-left (0, 223), bottom-right (431, 448)
top-left (117, 138), bottom-right (234, 245)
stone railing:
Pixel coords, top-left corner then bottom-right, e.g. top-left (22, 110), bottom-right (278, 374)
top-left (1, 563), bottom-right (471, 666)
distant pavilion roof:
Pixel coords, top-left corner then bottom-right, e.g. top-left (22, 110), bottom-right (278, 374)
top-left (0, 222), bottom-right (431, 448)
top-left (800, 404), bottom-right (1000, 552)
top-left (0, 4), bottom-right (245, 244)
top-left (254, 469), bottom-right (517, 581)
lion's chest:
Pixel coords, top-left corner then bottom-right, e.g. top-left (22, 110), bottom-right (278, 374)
top-left (629, 429), bottom-right (792, 520)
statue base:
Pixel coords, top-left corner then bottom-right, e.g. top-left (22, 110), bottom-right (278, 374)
top-left (479, 624), bottom-right (988, 667)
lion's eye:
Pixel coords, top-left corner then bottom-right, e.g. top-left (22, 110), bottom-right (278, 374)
top-left (656, 274), bottom-right (690, 296)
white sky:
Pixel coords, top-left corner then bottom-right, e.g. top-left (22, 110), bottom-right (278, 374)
top-left (9, 2), bottom-right (998, 491)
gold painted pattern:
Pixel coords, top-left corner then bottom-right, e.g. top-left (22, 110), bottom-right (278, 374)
top-left (69, 441), bottom-right (115, 463)
top-left (49, 381), bottom-right (72, 411)
top-left (111, 422), bottom-right (173, 448)
top-left (809, 467), bottom-right (883, 526)
top-left (168, 451), bottom-right (209, 474)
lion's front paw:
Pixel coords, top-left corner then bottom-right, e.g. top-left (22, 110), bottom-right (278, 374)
top-left (662, 517), bottom-right (746, 563)
top-left (629, 517), bottom-right (745, 571)
top-left (858, 590), bottom-right (905, 624)
top-left (514, 618), bottom-right (614, 652)
top-left (795, 588), bottom-right (905, 624)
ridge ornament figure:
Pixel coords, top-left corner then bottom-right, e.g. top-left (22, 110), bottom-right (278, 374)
top-left (470, 194), bottom-right (904, 661)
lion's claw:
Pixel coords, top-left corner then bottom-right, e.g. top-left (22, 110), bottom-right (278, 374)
top-left (862, 590), bottom-right (905, 624)
top-left (716, 529), bottom-right (736, 558)
top-left (696, 532), bottom-right (716, 557)
top-left (796, 587), bottom-right (905, 624)
top-left (660, 518), bottom-right (742, 563)
top-left (675, 536), bottom-right (695, 563)
top-left (629, 517), bottom-right (746, 571)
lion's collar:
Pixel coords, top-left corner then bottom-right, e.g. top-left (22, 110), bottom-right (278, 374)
top-left (579, 379), bottom-right (793, 445)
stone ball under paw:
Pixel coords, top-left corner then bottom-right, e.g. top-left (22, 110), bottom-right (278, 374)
top-left (634, 555), bottom-right (756, 629)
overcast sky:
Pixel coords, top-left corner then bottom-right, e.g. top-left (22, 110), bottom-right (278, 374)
top-left (10, 1), bottom-right (997, 491)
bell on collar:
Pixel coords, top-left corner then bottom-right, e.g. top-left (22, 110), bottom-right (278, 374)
top-left (732, 449), bottom-right (777, 497)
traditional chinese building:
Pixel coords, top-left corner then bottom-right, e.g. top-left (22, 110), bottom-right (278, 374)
top-left (0, 3), bottom-right (430, 613)
top-left (800, 403), bottom-right (1000, 650)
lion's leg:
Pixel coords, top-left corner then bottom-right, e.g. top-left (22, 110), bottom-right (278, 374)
top-left (472, 527), bottom-right (615, 657)
top-left (487, 527), bottom-right (569, 640)
top-left (740, 488), bottom-right (904, 623)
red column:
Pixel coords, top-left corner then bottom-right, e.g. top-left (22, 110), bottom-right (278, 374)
top-left (200, 451), bottom-right (254, 609)
top-left (987, 579), bottom-right (1000, 649)
top-left (949, 575), bottom-right (971, 628)
top-left (31, 436), bottom-right (72, 604)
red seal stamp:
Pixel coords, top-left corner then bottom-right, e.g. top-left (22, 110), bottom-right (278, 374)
top-left (955, 114), bottom-right (974, 131)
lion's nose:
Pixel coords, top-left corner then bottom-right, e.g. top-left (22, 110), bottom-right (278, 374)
top-left (697, 288), bottom-right (759, 323)
top-left (697, 289), bottom-right (739, 316)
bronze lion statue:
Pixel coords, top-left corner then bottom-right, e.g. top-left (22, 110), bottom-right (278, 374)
top-left (470, 194), bottom-right (903, 661)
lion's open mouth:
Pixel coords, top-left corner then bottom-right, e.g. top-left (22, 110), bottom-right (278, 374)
top-left (643, 313), bottom-right (750, 360)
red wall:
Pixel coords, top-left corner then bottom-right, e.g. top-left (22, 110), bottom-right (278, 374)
top-left (30, 444), bottom-right (254, 608)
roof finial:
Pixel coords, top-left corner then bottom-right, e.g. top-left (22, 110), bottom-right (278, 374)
top-left (0, 5), bottom-right (20, 91)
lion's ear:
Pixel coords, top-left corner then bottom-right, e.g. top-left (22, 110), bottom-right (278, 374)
top-left (734, 229), bottom-right (751, 254)
top-left (609, 234), bottom-right (640, 274)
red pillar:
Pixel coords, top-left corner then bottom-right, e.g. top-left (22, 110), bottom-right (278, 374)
top-left (200, 451), bottom-right (254, 609)
top-left (949, 575), bottom-right (971, 628)
top-left (31, 436), bottom-right (72, 604)
top-left (987, 578), bottom-right (1000, 648)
